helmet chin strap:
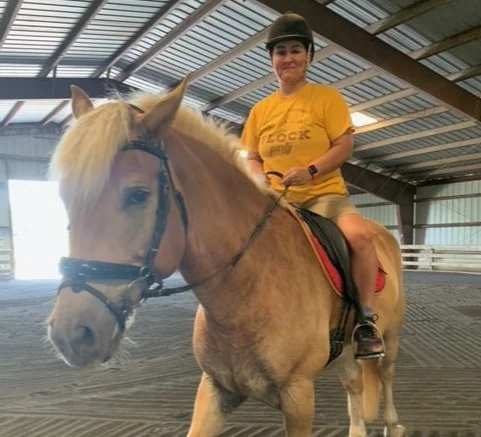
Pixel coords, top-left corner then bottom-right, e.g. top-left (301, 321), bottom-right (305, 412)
top-left (305, 42), bottom-right (312, 72)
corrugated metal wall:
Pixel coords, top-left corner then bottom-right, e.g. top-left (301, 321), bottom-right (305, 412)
top-left (351, 180), bottom-right (481, 246)
top-left (0, 131), bottom-right (55, 277)
top-left (415, 180), bottom-right (481, 245)
top-left (0, 133), bottom-right (53, 180)
top-left (350, 192), bottom-right (401, 242)
top-left (0, 160), bottom-right (12, 277)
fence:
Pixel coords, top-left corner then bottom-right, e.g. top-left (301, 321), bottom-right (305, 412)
top-left (0, 248), bottom-right (13, 279)
top-left (401, 245), bottom-right (481, 273)
top-left (0, 246), bottom-right (480, 279)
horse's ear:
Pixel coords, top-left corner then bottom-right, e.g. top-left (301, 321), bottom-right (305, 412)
top-left (137, 75), bottom-right (189, 133)
top-left (71, 85), bottom-right (94, 119)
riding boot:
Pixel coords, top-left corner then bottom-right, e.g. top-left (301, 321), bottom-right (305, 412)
top-left (353, 316), bottom-right (385, 360)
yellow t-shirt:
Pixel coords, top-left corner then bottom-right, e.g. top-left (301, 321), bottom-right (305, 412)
top-left (241, 82), bottom-right (353, 204)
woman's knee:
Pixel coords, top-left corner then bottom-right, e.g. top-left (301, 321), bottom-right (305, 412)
top-left (339, 218), bottom-right (374, 254)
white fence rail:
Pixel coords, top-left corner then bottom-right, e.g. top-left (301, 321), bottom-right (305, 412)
top-left (0, 246), bottom-right (479, 279)
top-left (401, 245), bottom-right (481, 273)
top-left (0, 249), bottom-right (13, 279)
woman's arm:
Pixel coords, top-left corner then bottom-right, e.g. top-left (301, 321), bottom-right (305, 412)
top-left (309, 130), bottom-right (353, 178)
top-left (246, 151), bottom-right (270, 185)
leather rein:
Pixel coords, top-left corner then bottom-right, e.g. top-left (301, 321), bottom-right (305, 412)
top-left (57, 134), bottom-right (285, 331)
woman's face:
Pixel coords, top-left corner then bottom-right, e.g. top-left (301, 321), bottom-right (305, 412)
top-left (271, 40), bottom-right (308, 85)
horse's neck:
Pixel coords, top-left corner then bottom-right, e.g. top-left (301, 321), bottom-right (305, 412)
top-left (168, 132), bottom-right (272, 288)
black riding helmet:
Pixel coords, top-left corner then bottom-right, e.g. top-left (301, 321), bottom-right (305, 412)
top-left (265, 12), bottom-right (315, 61)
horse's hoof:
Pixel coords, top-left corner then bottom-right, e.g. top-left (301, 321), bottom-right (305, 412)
top-left (384, 425), bottom-right (406, 437)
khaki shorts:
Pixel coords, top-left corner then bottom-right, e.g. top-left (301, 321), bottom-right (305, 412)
top-left (301, 194), bottom-right (360, 221)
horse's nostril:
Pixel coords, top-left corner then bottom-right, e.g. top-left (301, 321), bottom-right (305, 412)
top-left (72, 325), bottom-right (95, 348)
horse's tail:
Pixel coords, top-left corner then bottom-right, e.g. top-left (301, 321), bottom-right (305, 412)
top-left (360, 359), bottom-right (382, 422)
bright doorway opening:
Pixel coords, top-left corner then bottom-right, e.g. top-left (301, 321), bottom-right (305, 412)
top-left (8, 180), bottom-right (68, 279)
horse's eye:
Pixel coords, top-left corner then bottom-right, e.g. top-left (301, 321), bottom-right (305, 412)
top-left (126, 189), bottom-right (151, 206)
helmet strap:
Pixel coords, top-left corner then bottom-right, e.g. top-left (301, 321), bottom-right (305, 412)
top-left (304, 42), bottom-right (312, 72)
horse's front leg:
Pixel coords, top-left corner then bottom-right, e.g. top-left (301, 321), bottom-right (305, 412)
top-left (187, 372), bottom-right (247, 437)
top-left (280, 377), bottom-right (315, 437)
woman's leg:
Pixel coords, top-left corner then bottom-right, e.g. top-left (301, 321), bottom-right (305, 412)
top-left (335, 213), bottom-right (384, 359)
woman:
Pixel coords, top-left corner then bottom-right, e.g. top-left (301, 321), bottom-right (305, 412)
top-left (241, 12), bottom-right (384, 360)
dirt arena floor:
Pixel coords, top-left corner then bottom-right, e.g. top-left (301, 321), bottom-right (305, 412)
top-left (0, 271), bottom-right (480, 437)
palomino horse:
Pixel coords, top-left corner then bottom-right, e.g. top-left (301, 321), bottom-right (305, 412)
top-left (47, 77), bottom-right (406, 437)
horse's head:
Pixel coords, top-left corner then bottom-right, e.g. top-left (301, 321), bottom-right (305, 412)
top-left (47, 79), bottom-right (190, 368)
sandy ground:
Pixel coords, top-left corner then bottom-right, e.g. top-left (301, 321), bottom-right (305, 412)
top-left (0, 271), bottom-right (480, 437)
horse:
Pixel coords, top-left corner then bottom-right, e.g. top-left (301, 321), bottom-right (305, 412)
top-left (47, 77), bottom-right (406, 437)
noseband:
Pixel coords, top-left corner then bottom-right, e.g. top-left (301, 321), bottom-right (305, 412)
top-left (57, 118), bottom-right (285, 331)
top-left (57, 138), bottom-right (188, 330)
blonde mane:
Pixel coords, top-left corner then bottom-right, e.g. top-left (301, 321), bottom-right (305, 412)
top-left (49, 91), bottom-right (273, 207)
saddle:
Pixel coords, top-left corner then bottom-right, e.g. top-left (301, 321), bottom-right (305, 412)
top-left (294, 206), bottom-right (386, 300)
top-left (290, 206), bottom-right (387, 364)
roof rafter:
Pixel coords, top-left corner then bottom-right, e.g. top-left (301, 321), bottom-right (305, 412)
top-left (365, 0), bottom-right (454, 35)
top-left (0, 78), bottom-right (134, 100)
top-left (447, 64), bottom-right (481, 82)
top-left (115, 0), bottom-right (228, 82)
top-left (356, 120), bottom-right (477, 152)
top-left (254, 0), bottom-right (481, 122)
top-left (405, 162), bottom-right (481, 177)
top-left (41, 101), bottom-right (70, 126)
top-left (377, 137), bottom-right (480, 161)
top-left (0, 0), bottom-right (23, 49)
top-left (91, 0), bottom-right (183, 78)
top-left (201, 45), bottom-right (338, 112)
top-left (1, 101), bottom-right (24, 127)
top-left (38, 0), bottom-right (109, 77)
top-left (341, 163), bottom-right (415, 204)
top-left (397, 150), bottom-right (481, 171)
top-left (355, 106), bottom-right (448, 134)
top-left (410, 25), bottom-right (481, 60)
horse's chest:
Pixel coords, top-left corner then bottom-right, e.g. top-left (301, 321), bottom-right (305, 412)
top-left (196, 339), bottom-right (280, 407)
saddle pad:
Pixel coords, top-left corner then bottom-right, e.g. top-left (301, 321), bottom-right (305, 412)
top-left (286, 205), bottom-right (386, 297)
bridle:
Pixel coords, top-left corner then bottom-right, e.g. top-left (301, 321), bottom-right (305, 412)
top-left (57, 122), bottom-right (285, 331)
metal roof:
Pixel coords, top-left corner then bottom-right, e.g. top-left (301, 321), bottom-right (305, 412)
top-left (1, 0), bottom-right (481, 186)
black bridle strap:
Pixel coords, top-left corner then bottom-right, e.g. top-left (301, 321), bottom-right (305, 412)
top-left (143, 188), bottom-right (288, 298)
top-left (59, 280), bottom-right (131, 330)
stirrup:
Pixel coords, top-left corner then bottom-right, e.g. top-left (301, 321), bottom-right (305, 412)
top-left (351, 319), bottom-right (386, 360)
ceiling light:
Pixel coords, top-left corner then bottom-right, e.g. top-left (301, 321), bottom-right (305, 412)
top-left (351, 111), bottom-right (377, 127)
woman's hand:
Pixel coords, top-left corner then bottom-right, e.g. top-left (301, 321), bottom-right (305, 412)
top-left (281, 167), bottom-right (312, 186)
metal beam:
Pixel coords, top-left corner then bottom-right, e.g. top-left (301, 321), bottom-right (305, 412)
top-left (349, 89), bottom-right (415, 113)
top-left (448, 64), bottom-right (481, 82)
top-left (115, 0), bottom-right (227, 82)
top-left (417, 173), bottom-right (481, 186)
top-left (414, 221), bottom-right (481, 229)
top-left (42, 101), bottom-right (70, 126)
top-left (0, 78), bottom-right (135, 100)
top-left (202, 57), bottom-right (378, 112)
top-left (397, 202), bottom-right (414, 245)
top-left (411, 25), bottom-right (481, 61)
top-left (201, 45), bottom-right (338, 112)
top-left (91, 0), bottom-right (183, 78)
top-left (406, 162), bottom-right (481, 177)
top-left (38, 0), bottom-right (108, 77)
top-left (255, 0), bottom-right (481, 122)
top-left (341, 162), bottom-right (415, 204)
top-left (356, 120), bottom-right (477, 152)
top-left (379, 137), bottom-right (480, 161)
top-left (2, 101), bottom-right (25, 127)
top-left (354, 106), bottom-right (448, 134)
top-left (397, 151), bottom-right (481, 172)
top-left (182, 28), bottom-right (269, 87)
top-left (365, 0), bottom-right (454, 35)
top-left (0, 0), bottom-right (23, 49)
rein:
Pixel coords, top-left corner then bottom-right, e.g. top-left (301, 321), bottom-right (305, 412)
top-left (57, 131), bottom-right (286, 330)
